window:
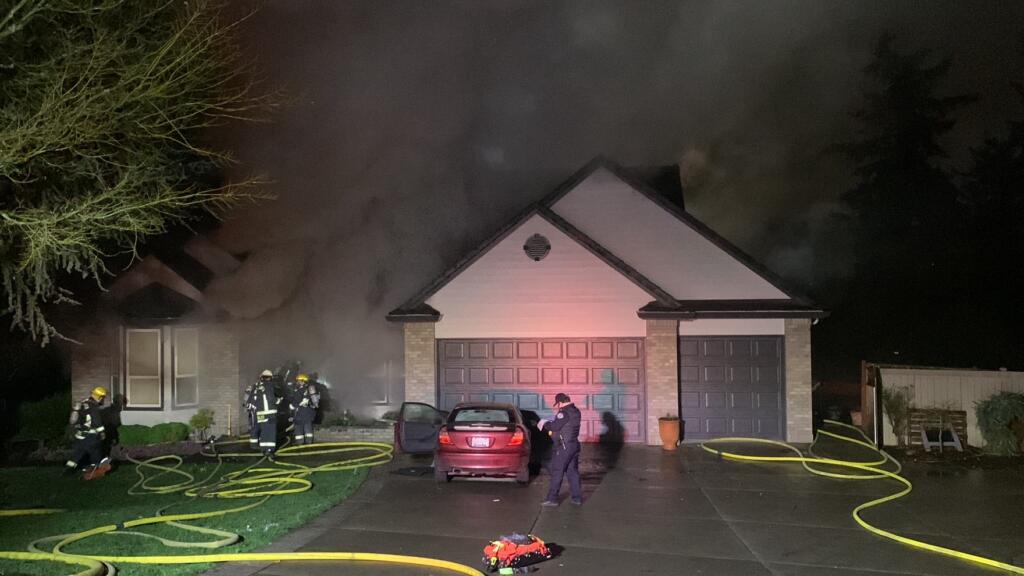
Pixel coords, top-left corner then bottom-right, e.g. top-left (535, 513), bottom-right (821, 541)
top-left (173, 328), bottom-right (198, 407)
top-left (452, 408), bottom-right (513, 423)
top-left (126, 329), bottom-right (161, 408)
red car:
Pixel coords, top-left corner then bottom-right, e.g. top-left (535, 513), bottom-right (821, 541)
top-left (394, 402), bottom-right (531, 484)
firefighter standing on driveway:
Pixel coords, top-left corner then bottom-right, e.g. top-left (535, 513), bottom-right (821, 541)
top-left (538, 392), bottom-right (583, 507)
top-left (253, 370), bottom-right (280, 459)
top-left (291, 373), bottom-right (320, 445)
top-left (65, 386), bottom-right (112, 478)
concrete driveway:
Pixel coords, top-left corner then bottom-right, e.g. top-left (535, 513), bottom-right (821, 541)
top-left (210, 444), bottom-right (1024, 576)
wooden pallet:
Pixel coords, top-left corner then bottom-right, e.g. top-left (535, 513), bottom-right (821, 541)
top-left (908, 409), bottom-right (966, 451)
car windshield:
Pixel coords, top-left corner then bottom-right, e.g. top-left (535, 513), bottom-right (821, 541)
top-left (452, 408), bottom-right (513, 424)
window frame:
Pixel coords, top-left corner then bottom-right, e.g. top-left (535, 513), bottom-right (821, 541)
top-left (172, 327), bottom-right (199, 408)
top-left (125, 328), bottom-right (163, 410)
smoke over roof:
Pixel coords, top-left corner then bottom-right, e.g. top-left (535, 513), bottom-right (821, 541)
top-left (207, 1), bottom-right (1024, 414)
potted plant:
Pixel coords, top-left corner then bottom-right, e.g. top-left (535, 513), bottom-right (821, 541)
top-left (658, 414), bottom-right (680, 451)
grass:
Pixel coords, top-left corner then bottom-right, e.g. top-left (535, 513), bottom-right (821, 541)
top-left (0, 456), bottom-right (369, 576)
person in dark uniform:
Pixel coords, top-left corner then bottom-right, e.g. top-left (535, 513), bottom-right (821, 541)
top-left (290, 373), bottom-right (320, 445)
top-left (538, 393), bottom-right (582, 507)
top-left (243, 378), bottom-right (260, 452)
top-left (64, 387), bottom-right (113, 479)
top-left (252, 370), bottom-right (280, 460)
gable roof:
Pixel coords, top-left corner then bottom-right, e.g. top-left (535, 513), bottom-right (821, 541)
top-left (388, 156), bottom-right (825, 322)
top-left (116, 283), bottom-right (199, 322)
top-left (386, 204), bottom-right (677, 321)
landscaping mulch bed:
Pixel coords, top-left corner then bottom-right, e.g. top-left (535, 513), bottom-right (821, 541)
top-left (888, 446), bottom-right (1024, 470)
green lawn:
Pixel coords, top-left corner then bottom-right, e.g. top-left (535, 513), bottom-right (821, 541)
top-left (0, 457), bottom-right (369, 576)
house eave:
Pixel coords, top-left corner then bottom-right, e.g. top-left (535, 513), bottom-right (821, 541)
top-left (386, 304), bottom-right (442, 323)
top-left (637, 300), bottom-right (829, 320)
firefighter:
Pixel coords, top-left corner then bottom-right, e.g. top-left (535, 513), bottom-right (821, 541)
top-left (253, 369), bottom-right (280, 459)
top-left (537, 393), bottom-right (582, 507)
top-left (243, 378), bottom-right (260, 451)
top-left (291, 373), bottom-right (320, 445)
top-left (65, 387), bottom-right (112, 479)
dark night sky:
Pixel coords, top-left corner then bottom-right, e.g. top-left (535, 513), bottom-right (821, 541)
top-left (203, 1), bottom-right (1024, 408)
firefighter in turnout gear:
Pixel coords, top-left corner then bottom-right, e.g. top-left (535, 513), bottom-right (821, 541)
top-left (243, 376), bottom-right (261, 451)
top-left (65, 387), bottom-right (112, 479)
top-left (290, 374), bottom-right (320, 445)
top-left (537, 393), bottom-right (582, 506)
top-left (252, 370), bottom-right (280, 458)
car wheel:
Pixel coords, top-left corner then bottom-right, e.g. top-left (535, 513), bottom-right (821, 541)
top-left (515, 464), bottom-right (529, 485)
top-left (434, 466), bottom-right (450, 483)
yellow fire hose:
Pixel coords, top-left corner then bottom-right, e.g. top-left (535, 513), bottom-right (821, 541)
top-left (701, 420), bottom-right (1024, 575)
top-left (1, 438), bottom-right (486, 576)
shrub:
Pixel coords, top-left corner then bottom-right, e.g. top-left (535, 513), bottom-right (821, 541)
top-left (975, 392), bottom-right (1024, 455)
top-left (189, 408), bottom-right (215, 440)
top-left (882, 386), bottom-right (913, 447)
top-left (14, 392), bottom-right (71, 447)
top-left (326, 410), bottom-right (357, 427)
top-left (118, 422), bottom-right (191, 446)
top-left (118, 425), bottom-right (153, 446)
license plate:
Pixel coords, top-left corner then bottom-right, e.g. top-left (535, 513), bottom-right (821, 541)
top-left (469, 436), bottom-right (491, 448)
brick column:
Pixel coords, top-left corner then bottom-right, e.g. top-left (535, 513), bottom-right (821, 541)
top-left (199, 324), bottom-right (241, 436)
top-left (403, 322), bottom-right (437, 405)
top-left (785, 318), bottom-right (813, 443)
top-left (645, 319), bottom-right (679, 445)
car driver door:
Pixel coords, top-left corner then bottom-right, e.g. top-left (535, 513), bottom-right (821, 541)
top-left (397, 402), bottom-right (446, 454)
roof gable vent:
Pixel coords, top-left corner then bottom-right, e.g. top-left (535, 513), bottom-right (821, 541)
top-left (523, 233), bottom-right (551, 261)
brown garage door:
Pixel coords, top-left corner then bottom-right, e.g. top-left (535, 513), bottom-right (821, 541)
top-left (679, 336), bottom-right (785, 440)
top-left (438, 338), bottom-right (646, 443)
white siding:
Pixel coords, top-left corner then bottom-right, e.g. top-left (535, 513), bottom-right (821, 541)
top-left (879, 367), bottom-right (1024, 448)
top-left (550, 168), bottom-right (787, 300)
top-left (428, 215), bottom-right (651, 338)
top-left (678, 318), bottom-right (785, 336)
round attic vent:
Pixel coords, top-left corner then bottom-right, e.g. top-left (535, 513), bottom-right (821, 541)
top-left (523, 233), bottom-right (551, 261)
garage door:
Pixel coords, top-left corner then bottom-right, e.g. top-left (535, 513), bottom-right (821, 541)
top-left (679, 336), bottom-right (784, 440)
top-left (438, 338), bottom-right (646, 443)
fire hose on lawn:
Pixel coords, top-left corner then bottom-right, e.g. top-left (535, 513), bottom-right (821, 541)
top-left (0, 438), bottom-right (486, 576)
top-left (700, 419), bottom-right (1024, 575)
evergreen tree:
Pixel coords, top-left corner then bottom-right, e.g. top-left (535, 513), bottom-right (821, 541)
top-left (835, 33), bottom-right (975, 368)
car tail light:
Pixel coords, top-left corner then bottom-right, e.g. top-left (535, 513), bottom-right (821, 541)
top-left (438, 427), bottom-right (453, 446)
top-left (508, 428), bottom-right (525, 447)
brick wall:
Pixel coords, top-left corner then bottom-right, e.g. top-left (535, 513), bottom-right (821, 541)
top-left (70, 321), bottom-right (117, 405)
top-left (198, 323), bottom-right (242, 436)
top-left (645, 318), bottom-right (679, 445)
top-left (785, 318), bottom-right (813, 443)
top-left (403, 322), bottom-right (437, 405)
top-left (318, 425), bottom-right (394, 444)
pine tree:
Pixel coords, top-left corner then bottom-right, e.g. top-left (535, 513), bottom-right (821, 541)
top-left (836, 33), bottom-right (975, 367)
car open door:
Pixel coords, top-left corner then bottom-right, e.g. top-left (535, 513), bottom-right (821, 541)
top-left (396, 402), bottom-right (446, 454)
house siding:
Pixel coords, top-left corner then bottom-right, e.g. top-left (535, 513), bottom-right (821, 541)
top-left (427, 215), bottom-right (651, 339)
top-left (679, 318), bottom-right (785, 336)
top-left (785, 318), bottom-right (813, 443)
top-left (645, 319), bottom-right (679, 445)
top-left (71, 321), bottom-right (241, 437)
top-left (550, 168), bottom-right (788, 300)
